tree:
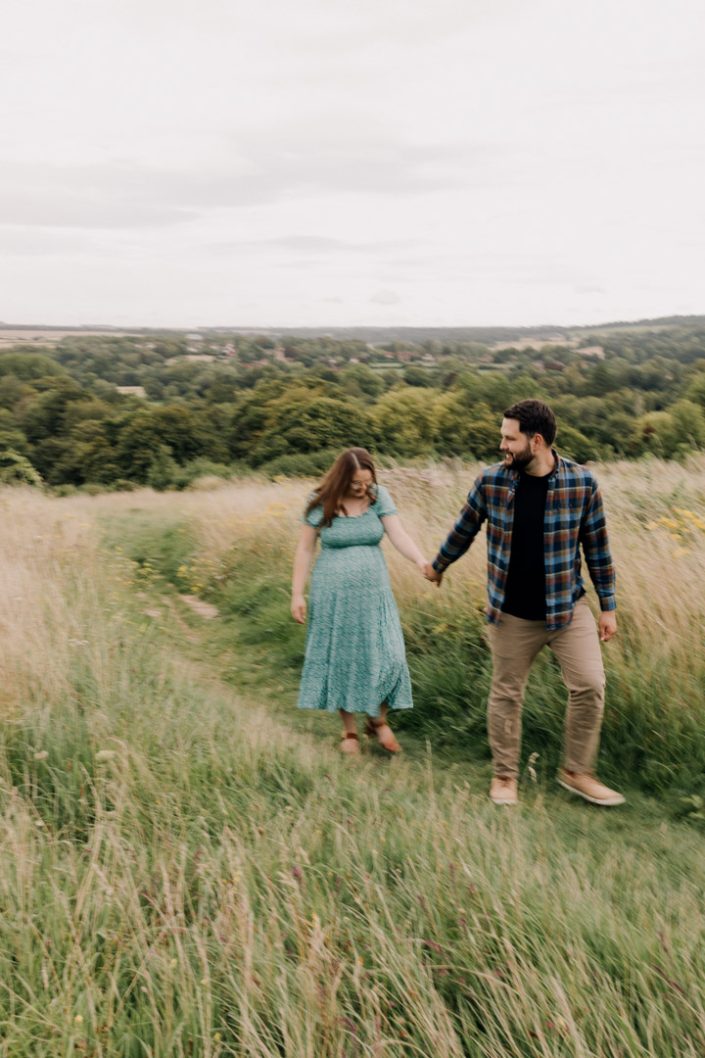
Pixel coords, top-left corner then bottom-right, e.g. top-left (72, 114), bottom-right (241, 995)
top-left (250, 391), bottom-right (376, 465)
top-left (403, 366), bottom-right (432, 388)
top-left (434, 394), bottom-right (498, 461)
top-left (684, 372), bottom-right (705, 412)
top-left (0, 448), bottom-right (43, 487)
top-left (18, 378), bottom-right (86, 444)
top-left (0, 374), bottom-right (33, 410)
top-left (631, 400), bottom-right (705, 458)
top-left (146, 445), bottom-right (180, 490)
top-left (45, 421), bottom-right (121, 485)
top-left (554, 424), bottom-right (601, 463)
top-left (372, 388), bottom-right (440, 458)
top-left (340, 364), bottom-right (384, 399)
top-left (0, 352), bottom-right (65, 381)
top-left (113, 405), bottom-right (226, 481)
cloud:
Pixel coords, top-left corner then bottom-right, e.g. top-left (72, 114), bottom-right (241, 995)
top-left (0, 135), bottom-right (505, 231)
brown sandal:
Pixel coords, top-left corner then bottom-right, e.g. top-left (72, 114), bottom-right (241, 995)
top-left (340, 732), bottom-right (361, 754)
top-left (364, 718), bottom-right (401, 754)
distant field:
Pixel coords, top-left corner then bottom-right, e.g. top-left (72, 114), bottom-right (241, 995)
top-left (0, 327), bottom-right (140, 346)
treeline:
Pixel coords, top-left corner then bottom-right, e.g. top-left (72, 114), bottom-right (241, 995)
top-left (1, 320), bottom-right (705, 489)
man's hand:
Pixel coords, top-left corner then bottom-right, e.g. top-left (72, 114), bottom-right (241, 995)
top-left (291, 594), bottom-right (307, 624)
top-left (423, 563), bottom-right (443, 588)
top-left (598, 611), bottom-right (617, 642)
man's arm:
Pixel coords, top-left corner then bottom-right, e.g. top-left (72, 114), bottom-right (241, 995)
top-left (580, 479), bottom-right (617, 635)
top-left (430, 475), bottom-right (488, 577)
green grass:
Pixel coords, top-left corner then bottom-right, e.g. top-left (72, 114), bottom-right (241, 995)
top-left (3, 580), bottom-right (705, 1056)
top-left (105, 509), bottom-right (705, 808)
top-left (3, 489), bottom-right (704, 1055)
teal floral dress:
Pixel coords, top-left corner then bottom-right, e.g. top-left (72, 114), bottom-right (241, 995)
top-left (297, 484), bottom-right (414, 716)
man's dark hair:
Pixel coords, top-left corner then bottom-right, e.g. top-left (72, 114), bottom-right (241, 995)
top-left (503, 399), bottom-right (556, 446)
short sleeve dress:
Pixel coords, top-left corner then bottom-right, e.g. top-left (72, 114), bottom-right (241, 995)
top-left (297, 484), bottom-right (413, 717)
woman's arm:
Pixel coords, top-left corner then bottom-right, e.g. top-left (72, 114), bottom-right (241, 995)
top-left (291, 524), bottom-right (318, 623)
top-left (381, 513), bottom-right (428, 570)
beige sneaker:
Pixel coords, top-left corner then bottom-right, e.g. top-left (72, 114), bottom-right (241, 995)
top-left (558, 770), bottom-right (625, 806)
top-left (490, 776), bottom-right (518, 806)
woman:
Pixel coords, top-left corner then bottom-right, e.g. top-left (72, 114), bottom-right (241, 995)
top-left (291, 448), bottom-right (428, 754)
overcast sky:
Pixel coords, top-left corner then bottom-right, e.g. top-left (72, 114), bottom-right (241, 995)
top-left (1, 0), bottom-right (703, 328)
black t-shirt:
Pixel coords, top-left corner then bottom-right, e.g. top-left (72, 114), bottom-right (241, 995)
top-left (502, 470), bottom-right (551, 621)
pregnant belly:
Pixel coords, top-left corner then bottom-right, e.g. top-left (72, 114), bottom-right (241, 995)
top-left (312, 545), bottom-right (390, 593)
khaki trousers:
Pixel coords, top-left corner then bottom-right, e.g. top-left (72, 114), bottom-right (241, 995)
top-left (485, 598), bottom-right (605, 778)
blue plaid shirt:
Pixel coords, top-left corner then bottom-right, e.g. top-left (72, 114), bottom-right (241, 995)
top-left (432, 454), bottom-right (617, 629)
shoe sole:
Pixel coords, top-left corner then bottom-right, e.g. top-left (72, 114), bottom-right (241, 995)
top-left (557, 779), bottom-right (625, 806)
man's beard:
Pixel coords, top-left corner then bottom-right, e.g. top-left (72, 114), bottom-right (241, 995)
top-left (505, 442), bottom-right (533, 471)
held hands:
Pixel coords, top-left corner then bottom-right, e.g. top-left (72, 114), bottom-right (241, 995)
top-left (598, 611), bottom-right (617, 642)
top-left (291, 594), bottom-right (307, 624)
top-left (418, 559), bottom-right (443, 588)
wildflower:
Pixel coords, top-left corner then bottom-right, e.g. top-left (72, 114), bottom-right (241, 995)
top-left (33, 750), bottom-right (49, 761)
top-left (74, 1014), bottom-right (83, 1025)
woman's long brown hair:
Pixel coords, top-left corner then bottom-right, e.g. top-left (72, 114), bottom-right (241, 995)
top-left (305, 448), bottom-right (377, 527)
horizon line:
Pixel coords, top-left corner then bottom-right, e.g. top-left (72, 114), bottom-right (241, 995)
top-left (1, 312), bottom-right (705, 334)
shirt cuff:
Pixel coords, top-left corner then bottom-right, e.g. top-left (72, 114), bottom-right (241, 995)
top-left (599, 594), bottom-right (617, 612)
top-left (432, 555), bottom-right (450, 574)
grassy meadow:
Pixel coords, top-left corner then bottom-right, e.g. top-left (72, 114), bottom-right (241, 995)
top-left (1, 459), bottom-right (704, 1056)
top-left (101, 456), bottom-right (705, 797)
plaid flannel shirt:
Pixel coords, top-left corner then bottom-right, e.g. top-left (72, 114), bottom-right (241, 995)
top-left (432, 453), bottom-right (617, 629)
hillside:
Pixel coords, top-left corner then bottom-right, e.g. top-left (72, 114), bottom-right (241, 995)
top-left (1, 469), bottom-right (704, 1055)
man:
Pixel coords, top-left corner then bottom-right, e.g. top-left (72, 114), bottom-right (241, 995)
top-left (424, 399), bottom-right (624, 808)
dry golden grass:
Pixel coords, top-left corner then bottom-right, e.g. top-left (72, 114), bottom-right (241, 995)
top-left (67, 454), bottom-right (705, 663)
top-left (0, 472), bottom-right (704, 1056)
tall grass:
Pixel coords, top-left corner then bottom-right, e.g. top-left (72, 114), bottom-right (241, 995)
top-left (1, 479), bottom-right (704, 1056)
top-left (98, 457), bottom-right (705, 797)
